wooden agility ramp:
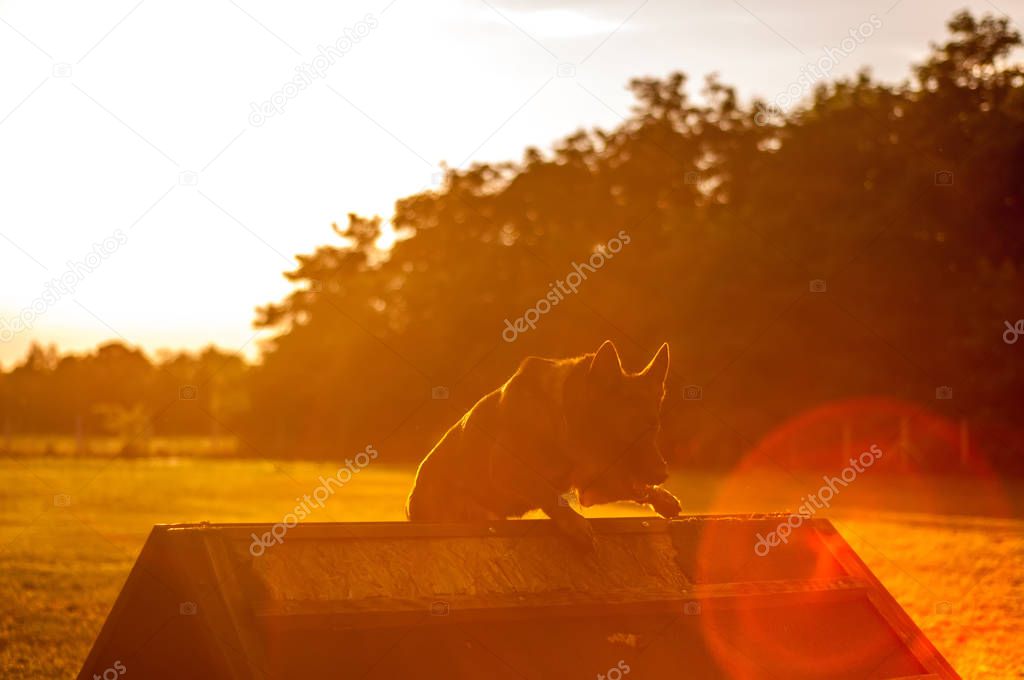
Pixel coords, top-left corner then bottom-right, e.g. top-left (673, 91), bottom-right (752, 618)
top-left (78, 516), bottom-right (959, 679)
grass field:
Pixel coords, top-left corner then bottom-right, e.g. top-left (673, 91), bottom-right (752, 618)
top-left (1, 456), bottom-right (1021, 679)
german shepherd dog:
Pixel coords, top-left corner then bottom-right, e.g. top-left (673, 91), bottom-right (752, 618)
top-left (406, 340), bottom-right (681, 549)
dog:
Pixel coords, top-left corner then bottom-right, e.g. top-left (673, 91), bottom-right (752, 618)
top-left (405, 340), bottom-right (681, 549)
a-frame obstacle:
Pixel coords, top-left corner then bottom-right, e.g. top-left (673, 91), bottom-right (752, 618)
top-left (78, 515), bottom-right (959, 679)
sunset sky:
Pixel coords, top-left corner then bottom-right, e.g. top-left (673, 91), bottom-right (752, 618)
top-left (1, 0), bottom-right (1020, 367)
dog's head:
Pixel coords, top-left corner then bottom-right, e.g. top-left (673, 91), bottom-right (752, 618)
top-left (571, 340), bottom-right (671, 507)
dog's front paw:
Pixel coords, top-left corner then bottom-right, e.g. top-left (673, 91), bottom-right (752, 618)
top-left (645, 486), bottom-right (682, 518)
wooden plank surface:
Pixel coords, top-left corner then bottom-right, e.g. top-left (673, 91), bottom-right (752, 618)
top-left (79, 516), bottom-right (961, 680)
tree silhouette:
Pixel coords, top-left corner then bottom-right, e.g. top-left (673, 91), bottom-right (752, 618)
top-left (244, 11), bottom-right (1023, 470)
top-left (2, 11), bottom-right (1021, 472)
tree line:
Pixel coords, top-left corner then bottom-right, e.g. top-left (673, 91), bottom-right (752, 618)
top-left (2, 12), bottom-right (1022, 473)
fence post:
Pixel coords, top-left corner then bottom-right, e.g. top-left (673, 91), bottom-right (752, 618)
top-left (75, 414), bottom-right (85, 455)
top-left (841, 422), bottom-right (852, 465)
top-left (959, 418), bottom-right (970, 466)
top-left (898, 416), bottom-right (911, 470)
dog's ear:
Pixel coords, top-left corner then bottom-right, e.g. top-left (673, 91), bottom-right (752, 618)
top-left (640, 342), bottom-right (670, 387)
top-left (589, 340), bottom-right (623, 385)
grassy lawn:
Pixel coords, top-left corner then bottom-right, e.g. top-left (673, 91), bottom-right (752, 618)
top-left (0, 457), bottom-right (1021, 678)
